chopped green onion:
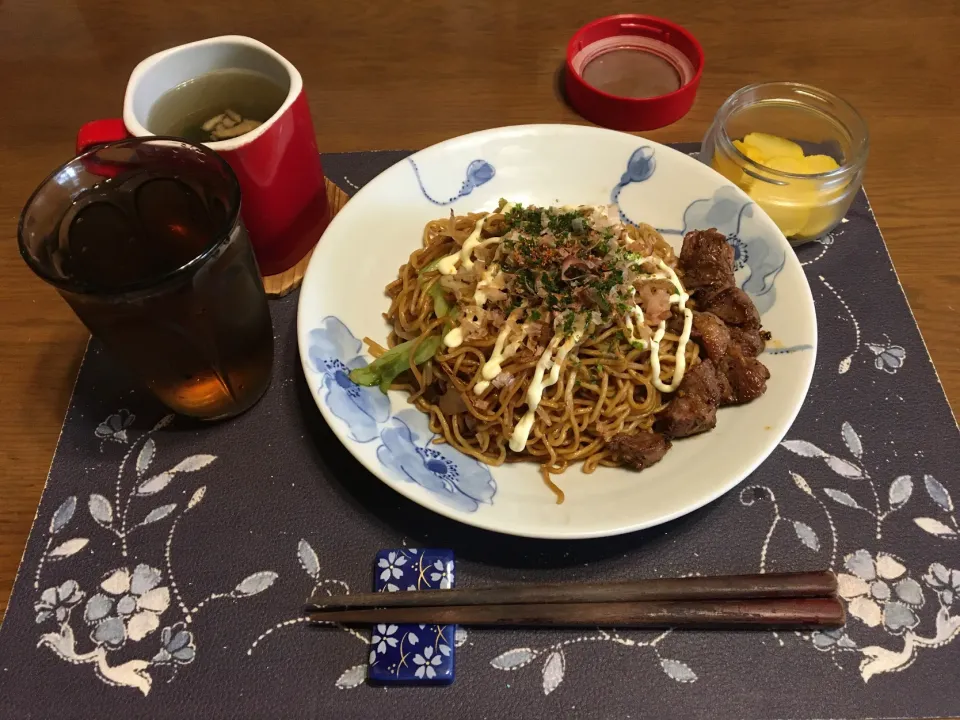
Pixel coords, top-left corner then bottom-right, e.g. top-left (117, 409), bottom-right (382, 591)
top-left (349, 335), bottom-right (443, 393)
top-left (427, 281), bottom-right (452, 318)
top-left (419, 257), bottom-right (442, 276)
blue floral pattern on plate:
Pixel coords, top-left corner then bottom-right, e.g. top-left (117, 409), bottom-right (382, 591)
top-left (306, 317), bottom-right (390, 443)
top-left (305, 317), bottom-right (497, 510)
top-left (672, 185), bottom-right (786, 315)
top-left (766, 344), bottom-right (815, 355)
top-left (611, 146), bottom-right (656, 225)
top-left (610, 150), bottom-right (785, 316)
top-left (369, 548), bottom-right (455, 685)
top-left (409, 158), bottom-right (495, 205)
top-left (378, 410), bottom-right (496, 513)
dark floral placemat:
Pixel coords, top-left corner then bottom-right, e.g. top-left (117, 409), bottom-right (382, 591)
top-left (1, 147), bottom-right (958, 720)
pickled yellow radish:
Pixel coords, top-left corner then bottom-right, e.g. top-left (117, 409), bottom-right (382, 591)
top-left (743, 132), bottom-right (804, 160)
top-left (733, 139), bottom-right (766, 163)
top-left (711, 150), bottom-right (751, 191)
top-left (803, 154), bottom-right (841, 173)
top-left (799, 205), bottom-right (840, 238)
top-left (763, 156), bottom-right (813, 175)
top-left (797, 180), bottom-right (847, 237)
top-left (728, 135), bottom-right (847, 236)
top-left (719, 133), bottom-right (848, 237)
top-left (747, 183), bottom-right (811, 237)
top-left (747, 156), bottom-right (817, 236)
top-left (733, 142), bottom-right (766, 190)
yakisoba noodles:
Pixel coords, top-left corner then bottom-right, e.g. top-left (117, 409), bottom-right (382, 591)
top-left (350, 201), bottom-right (770, 502)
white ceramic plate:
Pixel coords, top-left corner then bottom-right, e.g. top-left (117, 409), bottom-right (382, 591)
top-left (297, 124), bottom-right (816, 539)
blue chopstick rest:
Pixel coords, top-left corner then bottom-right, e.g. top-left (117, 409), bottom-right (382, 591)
top-left (368, 548), bottom-right (456, 685)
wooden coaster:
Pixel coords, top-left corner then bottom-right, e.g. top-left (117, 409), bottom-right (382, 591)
top-left (262, 179), bottom-right (350, 297)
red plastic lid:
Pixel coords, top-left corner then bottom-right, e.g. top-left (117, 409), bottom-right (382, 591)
top-left (565, 15), bottom-right (704, 131)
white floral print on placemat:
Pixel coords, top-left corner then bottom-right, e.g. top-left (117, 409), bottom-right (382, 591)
top-left (247, 538), bottom-right (370, 690)
top-left (489, 629), bottom-right (695, 696)
top-left (485, 420), bottom-right (960, 697)
top-left (866, 335), bottom-right (907, 374)
top-left (33, 411), bottom-right (279, 696)
top-left (739, 421), bottom-right (960, 681)
top-left (818, 276), bottom-right (906, 375)
top-left (799, 229), bottom-right (842, 268)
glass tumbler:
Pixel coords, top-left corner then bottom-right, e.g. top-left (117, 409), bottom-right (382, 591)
top-left (19, 137), bottom-right (274, 420)
top-left (702, 82), bottom-right (869, 245)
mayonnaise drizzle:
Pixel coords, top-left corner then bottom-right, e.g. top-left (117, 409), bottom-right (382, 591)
top-left (509, 322), bottom-right (585, 452)
top-left (473, 322), bottom-right (525, 395)
top-left (436, 250), bottom-right (461, 276)
top-left (473, 263), bottom-right (500, 307)
top-left (437, 216), bottom-right (489, 275)
top-left (624, 304), bottom-right (647, 349)
top-left (646, 259), bottom-right (693, 392)
top-left (441, 215), bottom-right (693, 453)
top-left (442, 327), bottom-right (463, 348)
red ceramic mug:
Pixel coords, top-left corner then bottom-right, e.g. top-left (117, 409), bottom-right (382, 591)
top-left (77, 35), bottom-right (329, 277)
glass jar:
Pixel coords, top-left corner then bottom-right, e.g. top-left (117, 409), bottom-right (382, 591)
top-left (701, 82), bottom-right (869, 245)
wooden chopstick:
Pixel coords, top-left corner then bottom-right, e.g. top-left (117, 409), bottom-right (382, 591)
top-left (308, 597), bottom-right (846, 629)
top-left (306, 571), bottom-right (837, 611)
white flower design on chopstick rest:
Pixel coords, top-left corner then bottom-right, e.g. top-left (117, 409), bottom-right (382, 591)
top-left (430, 559), bottom-right (453, 589)
top-left (413, 645), bottom-right (450, 679)
top-left (378, 552), bottom-right (407, 585)
top-left (838, 551), bottom-right (924, 633)
top-left (370, 624), bottom-right (399, 663)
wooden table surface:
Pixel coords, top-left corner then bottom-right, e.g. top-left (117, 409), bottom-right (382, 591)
top-left (1, 0), bottom-right (958, 623)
